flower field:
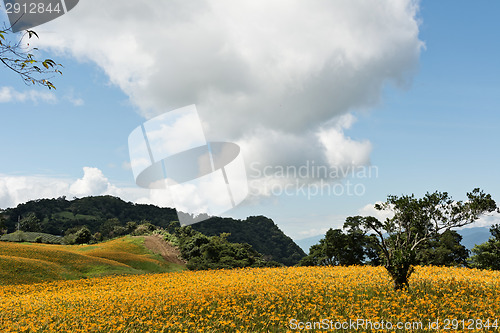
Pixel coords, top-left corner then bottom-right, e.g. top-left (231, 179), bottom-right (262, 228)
top-left (0, 266), bottom-right (499, 332)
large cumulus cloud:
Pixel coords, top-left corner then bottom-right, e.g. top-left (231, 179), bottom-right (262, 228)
top-left (32, 0), bottom-right (423, 195)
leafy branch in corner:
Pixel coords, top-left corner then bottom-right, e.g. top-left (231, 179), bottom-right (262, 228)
top-left (0, 26), bottom-right (62, 89)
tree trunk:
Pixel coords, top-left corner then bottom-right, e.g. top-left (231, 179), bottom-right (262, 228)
top-left (386, 263), bottom-right (414, 291)
top-left (392, 274), bottom-right (409, 290)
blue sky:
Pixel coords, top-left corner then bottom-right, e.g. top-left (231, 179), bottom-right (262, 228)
top-left (1, 0), bottom-right (499, 239)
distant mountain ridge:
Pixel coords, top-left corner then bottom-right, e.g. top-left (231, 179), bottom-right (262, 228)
top-left (0, 196), bottom-right (305, 265)
top-left (455, 227), bottom-right (492, 250)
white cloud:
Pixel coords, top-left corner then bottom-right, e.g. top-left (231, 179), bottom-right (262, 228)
top-left (69, 167), bottom-right (114, 197)
top-left (67, 96), bottom-right (84, 107)
top-left (295, 227), bottom-right (331, 240)
top-left (0, 86), bottom-right (83, 106)
top-left (0, 86), bottom-right (57, 104)
top-left (317, 115), bottom-right (372, 169)
top-left (0, 174), bottom-right (72, 208)
top-left (73, 98), bottom-right (84, 106)
top-left (240, 114), bottom-right (373, 197)
top-left (461, 212), bottom-right (500, 229)
top-left (0, 168), bottom-right (177, 210)
top-left (33, 0), bottom-right (423, 198)
top-left (0, 168), bottom-right (138, 209)
top-left (121, 161), bottom-right (132, 170)
top-left (358, 202), bottom-right (500, 229)
top-left (280, 213), bottom-right (347, 240)
top-left (36, 1), bottom-right (422, 124)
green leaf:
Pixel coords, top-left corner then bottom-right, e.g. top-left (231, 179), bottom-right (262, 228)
top-left (26, 30), bottom-right (39, 39)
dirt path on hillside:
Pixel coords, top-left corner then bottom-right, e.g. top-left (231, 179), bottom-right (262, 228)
top-left (143, 235), bottom-right (186, 265)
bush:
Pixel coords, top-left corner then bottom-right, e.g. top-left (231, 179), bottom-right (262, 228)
top-left (109, 225), bottom-right (128, 238)
top-left (163, 232), bottom-right (179, 247)
top-left (63, 234), bottom-right (76, 245)
top-left (63, 226), bottom-right (91, 245)
top-left (151, 229), bottom-right (179, 247)
top-left (132, 223), bottom-right (156, 236)
top-left (93, 232), bottom-right (103, 242)
top-left (74, 226), bottom-right (91, 244)
top-left (12, 231), bottom-right (26, 242)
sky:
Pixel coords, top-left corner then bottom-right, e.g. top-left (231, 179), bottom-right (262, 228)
top-left (1, 0), bottom-right (499, 240)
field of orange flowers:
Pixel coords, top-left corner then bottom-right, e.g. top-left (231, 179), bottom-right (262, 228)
top-left (0, 265), bottom-right (499, 332)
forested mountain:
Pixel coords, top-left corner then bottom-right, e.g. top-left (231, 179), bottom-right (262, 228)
top-left (191, 216), bottom-right (305, 266)
top-left (1, 196), bottom-right (178, 235)
top-left (0, 196), bottom-right (305, 265)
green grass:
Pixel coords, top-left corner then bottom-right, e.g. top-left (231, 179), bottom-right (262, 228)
top-left (0, 236), bottom-right (185, 285)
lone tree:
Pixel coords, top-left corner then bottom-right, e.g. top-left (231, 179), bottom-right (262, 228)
top-left (0, 25), bottom-right (62, 89)
top-left (359, 188), bottom-right (497, 290)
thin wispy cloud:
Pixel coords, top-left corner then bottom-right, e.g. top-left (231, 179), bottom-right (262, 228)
top-left (64, 88), bottom-right (85, 106)
top-left (0, 86), bottom-right (57, 104)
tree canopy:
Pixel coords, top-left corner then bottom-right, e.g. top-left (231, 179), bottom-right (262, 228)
top-left (415, 229), bottom-right (469, 267)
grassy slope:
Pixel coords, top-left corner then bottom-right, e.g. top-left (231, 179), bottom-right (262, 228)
top-left (0, 231), bottom-right (63, 244)
top-left (0, 236), bottom-right (185, 285)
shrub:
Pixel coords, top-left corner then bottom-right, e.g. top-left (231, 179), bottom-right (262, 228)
top-left (132, 223), bottom-right (156, 236)
top-left (74, 226), bottom-right (92, 244)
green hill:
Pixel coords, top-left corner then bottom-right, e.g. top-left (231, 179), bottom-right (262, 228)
top-left (0, 196), bottom-right (305, 265)
top-left (0, 235), bottom-right (185, 285)
top-left (191, 216), bottom-right (305, 266)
